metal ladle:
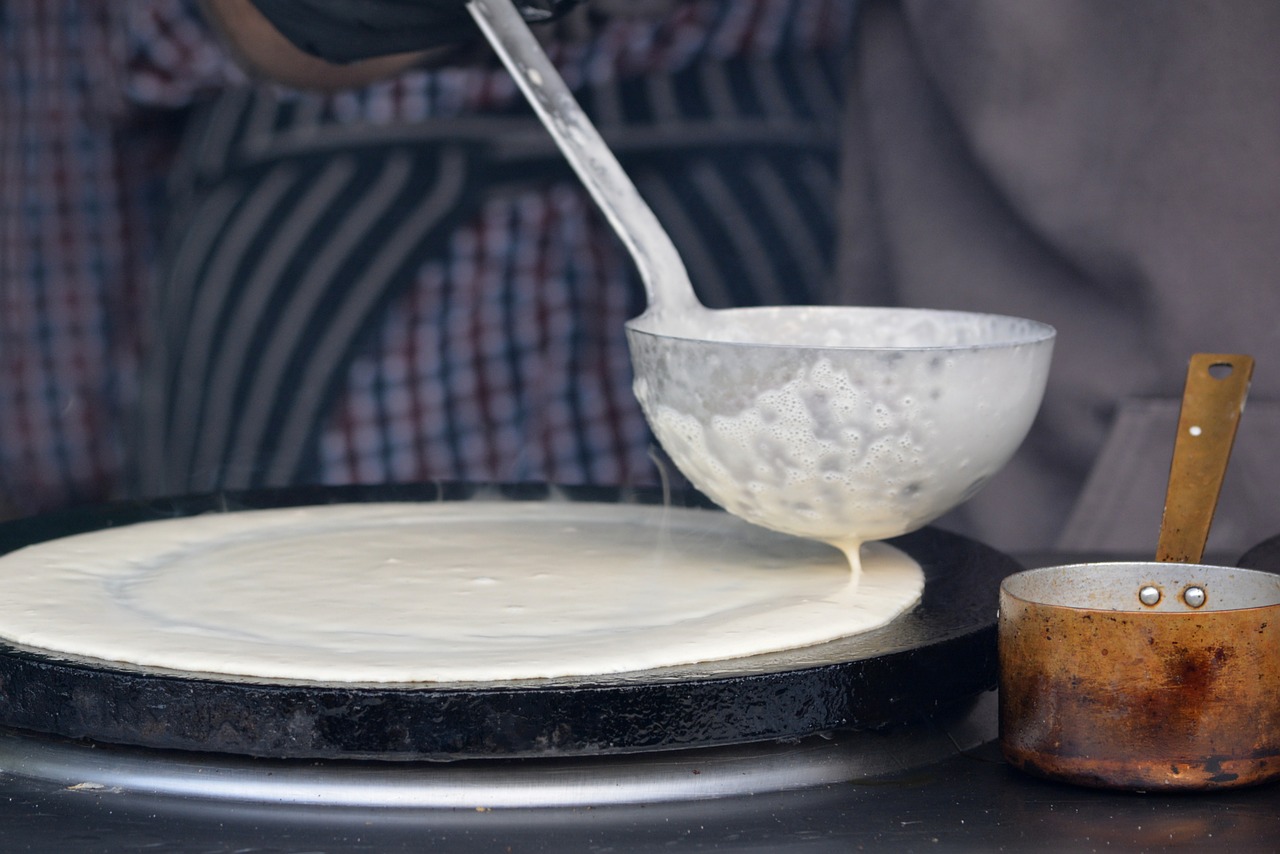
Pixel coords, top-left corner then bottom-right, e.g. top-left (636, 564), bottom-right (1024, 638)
top-left (467, 0), bottom-right (705, 321)
top-left (467, 0), bottom-right (1055, 571)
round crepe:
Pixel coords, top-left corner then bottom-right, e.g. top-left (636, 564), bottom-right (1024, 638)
top-left (0, 502), bottom-right (923, 683)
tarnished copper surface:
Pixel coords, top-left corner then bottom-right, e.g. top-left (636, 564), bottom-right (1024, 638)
top-left (999, 578), bottom-right (1280, 790)
top-left (999, 353), bottom-right (1275, 790)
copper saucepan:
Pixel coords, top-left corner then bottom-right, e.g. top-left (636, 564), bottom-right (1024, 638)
top-left (999, 353), bottom-right (1280, 790)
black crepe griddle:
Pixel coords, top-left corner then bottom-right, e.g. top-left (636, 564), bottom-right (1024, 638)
top-left (0, 483), bottom-right (1016, 761)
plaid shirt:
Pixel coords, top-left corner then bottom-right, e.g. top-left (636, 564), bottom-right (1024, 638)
top-left (0, 0), bottom-right (239, 516)
top-left (3, 0), bottom-right (855, 511)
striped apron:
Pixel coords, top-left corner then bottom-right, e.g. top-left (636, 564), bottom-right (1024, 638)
top-left (136, 0), bottom-right (856, 496)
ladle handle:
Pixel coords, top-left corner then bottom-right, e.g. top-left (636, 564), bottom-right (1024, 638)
top-left (1155, 353), bottom-right (1254, 563)
top-left (466, 0), bottom-right (701, 316)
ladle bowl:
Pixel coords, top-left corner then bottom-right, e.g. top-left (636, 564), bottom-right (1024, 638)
top-left (628, 306), bottom-right (1054, 549)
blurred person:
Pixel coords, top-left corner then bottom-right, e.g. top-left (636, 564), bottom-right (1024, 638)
top-left (0, 1), bottom-right (237, 518)
top-left (136, 0), bottom-right (857, 501)
top-left (11, 0), bottom-right (1279, 562)
top-left (186, 0), bottom-right (1280, 558)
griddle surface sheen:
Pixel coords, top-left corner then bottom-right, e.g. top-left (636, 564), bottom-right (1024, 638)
top-left (0, 484), bottom-right (1014, 760)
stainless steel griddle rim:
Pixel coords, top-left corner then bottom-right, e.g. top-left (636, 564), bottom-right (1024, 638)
top-left (0, 483), bottom-right (1011, 759)
top-left (0, 693), bottom-right (998, 809)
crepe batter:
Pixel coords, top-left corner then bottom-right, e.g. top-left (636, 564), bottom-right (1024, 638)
top-left (0, 502), bottom-right (923, 683)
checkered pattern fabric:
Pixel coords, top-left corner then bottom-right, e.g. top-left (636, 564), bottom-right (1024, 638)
top-left (314, 0), bottom-right (857, 488)
top-left (4, 0), bottom-right (856, 510)
top-left (0, 0), bottom-right (239, 516)
top-left (319, 182), bottom-right (652, 487)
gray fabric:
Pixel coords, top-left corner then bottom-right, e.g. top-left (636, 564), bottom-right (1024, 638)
top-left (1059, 400), bottom-right (1280, 558)
top-left (835, 0), bottom-right (1280, 556)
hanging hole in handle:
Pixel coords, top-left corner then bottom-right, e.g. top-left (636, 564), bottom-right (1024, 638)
top-left (1207, 362), bottom-right (1235, 380)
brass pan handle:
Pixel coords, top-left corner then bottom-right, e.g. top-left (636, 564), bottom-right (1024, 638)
top-left (1155, 353), bottom-right (1254, 564)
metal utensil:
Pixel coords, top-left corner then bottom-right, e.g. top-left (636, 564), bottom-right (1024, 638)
top-left (468, 0), bottom-right (1054, 567)
top-left (999, 354), bottom-right (1280, 790)
top-left (466, 0), bottom-right (701, 320)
